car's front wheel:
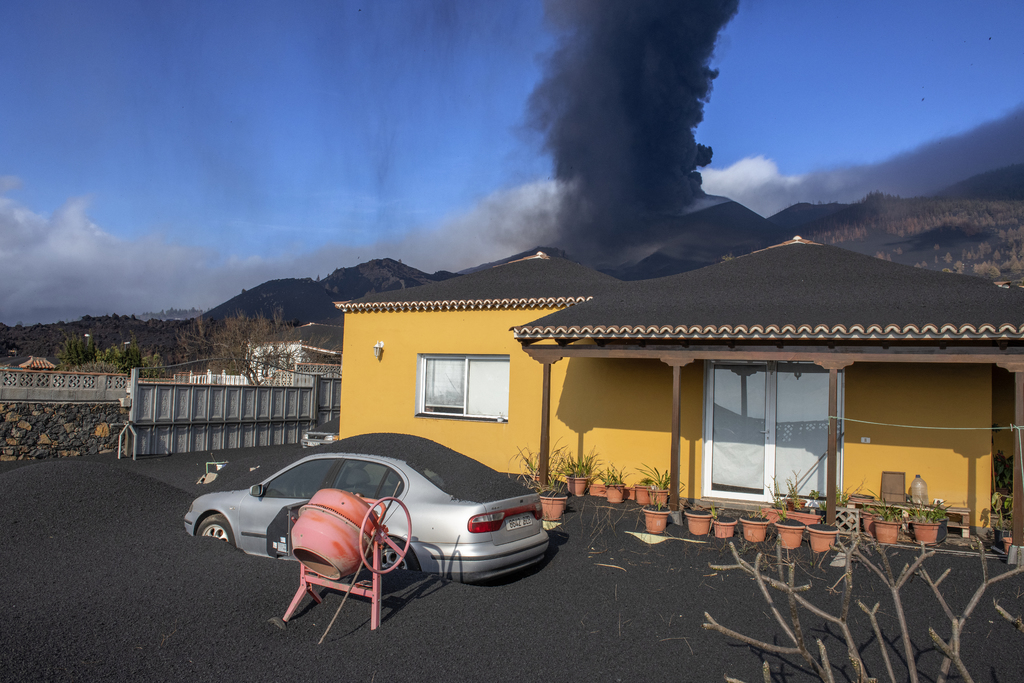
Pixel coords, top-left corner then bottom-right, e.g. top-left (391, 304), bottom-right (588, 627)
top-left (197, 514), bottom-right (235, 546)
top-left (380, 537), bottom-right (419, 571)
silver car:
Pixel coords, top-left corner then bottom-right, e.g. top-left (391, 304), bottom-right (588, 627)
top-left (183, 450), bottom-right (549, 583)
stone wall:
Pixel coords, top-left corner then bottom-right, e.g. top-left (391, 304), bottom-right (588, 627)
top-left (0, 402), bottom-right (128, 461)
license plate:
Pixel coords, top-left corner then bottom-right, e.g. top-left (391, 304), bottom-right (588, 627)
top-left (505, 513), bottom-right (533, 531)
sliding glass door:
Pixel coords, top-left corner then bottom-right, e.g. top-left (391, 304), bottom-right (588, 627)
top-left (703, 361), bottom-right (842, 502)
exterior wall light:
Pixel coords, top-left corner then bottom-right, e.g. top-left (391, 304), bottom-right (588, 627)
top-left (373, 341), bottom-right (384, 361)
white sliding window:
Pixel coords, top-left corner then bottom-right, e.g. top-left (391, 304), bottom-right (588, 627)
top-left (418, 355), bottom-right (510, 420)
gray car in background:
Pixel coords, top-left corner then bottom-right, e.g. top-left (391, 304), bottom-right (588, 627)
top-left (183, 450), bottom-right (549, 583)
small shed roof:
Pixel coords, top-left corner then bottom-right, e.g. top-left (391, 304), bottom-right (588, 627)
top-left (18, 356), bottom-right (57, 369)
top-left (335, 253), bottom-right (621, 313)
top-left (515, 239), bottom-right (1024, 341)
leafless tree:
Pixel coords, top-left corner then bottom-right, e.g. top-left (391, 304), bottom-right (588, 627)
top-left (703, 536), bottom-right (1024, 683)
top-left (176, 313), bottom-right (335, 385)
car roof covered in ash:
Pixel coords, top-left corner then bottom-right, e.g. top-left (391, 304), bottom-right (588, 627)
top-left (323, 433), bottom-right (531, 503)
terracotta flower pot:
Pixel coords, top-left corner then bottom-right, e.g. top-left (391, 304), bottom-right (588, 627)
top-left (651, 489), bottom-right (669, 506)
top-left (713, 517), bottom-right (737, 539)
top-left (761, 507), bottom-right (782, 525)
top-left (539, 495), bottom-right (567, 521)
top-left (860, 511), bottom-right (876, 538)
top-left (776, 519), bottom-right (806, 549)
top-left (787, 510), bottom-right (823, 526)
top-left (684, 510), bottom-right (712, 536)
top-left (872, 519), bottom-right (900, 544)
top-left (643, 508), bottom-right (670, 535)
top-left (912, 521), bottom-right (941, 545)
top-left (1004, 533), bottom-right (1015, 553)
top-left (566, 476), bottom-right (587, 497)
top-left (633, 486), bottom-right (651, 506)
top-left (605, 485), bottom-right (626, 504)
top-left (808, 523), bottom-right (839, 553)
top-left (590, 483), bottom-right (607, 497)
top-left (741, 517), bottom-right (769, 542)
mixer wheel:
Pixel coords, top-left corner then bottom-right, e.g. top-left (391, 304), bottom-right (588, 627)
top-left (197, 514), bottom-right (235, 545)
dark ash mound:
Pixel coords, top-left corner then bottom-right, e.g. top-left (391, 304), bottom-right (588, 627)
top-left (323, 432), bottom-right (532, 503)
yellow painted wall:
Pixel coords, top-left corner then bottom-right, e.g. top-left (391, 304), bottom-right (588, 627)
top-left (843, 363), bottom-right (992, 525)
top-left (340, 307), bottom-right (560, 473)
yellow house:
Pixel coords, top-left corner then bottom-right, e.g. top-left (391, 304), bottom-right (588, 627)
top-left (337, 240), bottom-right (1024, 537)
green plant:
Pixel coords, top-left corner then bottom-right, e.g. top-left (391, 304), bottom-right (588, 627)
top-left (646, 493), bottom-right (668, 512)
top-left (991, 491), bottom-right (1013, 531)
top-left (637, 463), bottom-right (671, 490)
top-left (771, 478), bottom-right (787, 510)
top-left (602, 463), bottom-right (627, 486)
top-left (836, 488), bottom-right (850, 507)
top-left (563, 446), bottom-right (601, 479)
top-left (868, 501), bottom-right (904, 523)
top-left (993, 449), bottom-right (1013, 492)
top-left (809, 490), bottom-right (820, 503)
top-left (512, 446), bottom-right (540, 484)
top-left (787, 476), bottom-right (802, 509)
top-left (910, 504), bottom-right (947, 524)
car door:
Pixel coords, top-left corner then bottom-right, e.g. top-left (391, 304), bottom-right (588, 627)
top-left (236, 457), bottom-right (340, 554)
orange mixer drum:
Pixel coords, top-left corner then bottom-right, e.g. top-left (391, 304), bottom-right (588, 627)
top-left (290, 488), bottom-right (378, 580)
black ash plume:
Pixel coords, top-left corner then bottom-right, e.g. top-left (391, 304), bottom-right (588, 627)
top-left (528, 0), bottom-right (738, 263)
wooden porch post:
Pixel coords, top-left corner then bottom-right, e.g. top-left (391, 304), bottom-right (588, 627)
top-left (996, 363), bottom-right (1024, 565)
top-left (659, 359), bottom-right (693, 512)
top-left (1012, 371), bottom-right (1024, 565)
top-left (816, 361), bottom-right (852, 526)
top-left (670, 364), bottom-right (682, 511)
top-left (539, 361), bottom-right (553, 487)
top-left (826, 368), bottom-right (839, 525)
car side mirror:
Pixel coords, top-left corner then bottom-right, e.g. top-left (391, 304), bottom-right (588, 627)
top-left (250, 484), bottom-right (265, 497)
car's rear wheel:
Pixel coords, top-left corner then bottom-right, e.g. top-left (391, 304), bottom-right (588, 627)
top-left (380, 537), bottom-right (419, 571)
top-left (197, 514), bottom-right (235, 546)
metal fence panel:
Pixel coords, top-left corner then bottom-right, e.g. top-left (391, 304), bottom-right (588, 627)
top-left (129, 373), bottom-right (322, 457)
top-left (317, 377), bottom-right (341, 425)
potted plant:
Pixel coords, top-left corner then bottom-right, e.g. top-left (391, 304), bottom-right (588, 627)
top-left (782, 476), bottom-right (822, 525)
top-left (910, 503), bottom-right (947, 545)
top-left (637, 464), bottom-right (671, 506)
top-left (633, 478), bottom-right (653, 506)
top-left (561, 446), bottom-right (600, 497)
top-left (643, 495), bottom-right (671, 535)
top-left (534, 471), bottom-right (568, 522)
top-left (868, 500), bottom-right (903, 544)
top-left (711, 505), bottom-right (737, 539)
top-left (589, 470), bottom-right (608, 498)
top-left (807, 523), bottom-right (839, 552)
top-left (991, 492), bottom-right (1013, 551)
top-left (775, 509), bottom-right (806, 549)
top-left (684, 506), bottom-right (713, 535)
top-left (761, 479), bottom-right (788, 524)
top-left (603, 464), bottom-right (628, 504)
top-left (740, 508), bottom-right (770, 542)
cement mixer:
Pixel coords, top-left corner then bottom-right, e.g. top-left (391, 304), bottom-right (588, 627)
top-left (280, 488), bottom-right (411, 631)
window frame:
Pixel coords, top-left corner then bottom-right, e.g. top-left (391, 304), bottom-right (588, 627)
top-left (415, 354), bottom-right (510, 422)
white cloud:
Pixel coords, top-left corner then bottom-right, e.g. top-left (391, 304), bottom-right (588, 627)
top-left (0, 179), bottom-right (568, 325)
top-left (703, 105), bottom-right (1024, 217)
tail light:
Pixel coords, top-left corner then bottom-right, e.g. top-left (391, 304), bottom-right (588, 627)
top-left (467, 503), bottom-right (544, 533)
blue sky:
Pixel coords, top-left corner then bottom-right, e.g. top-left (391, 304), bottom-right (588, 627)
top-left (1, 0), bottom-right (1023, 324)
